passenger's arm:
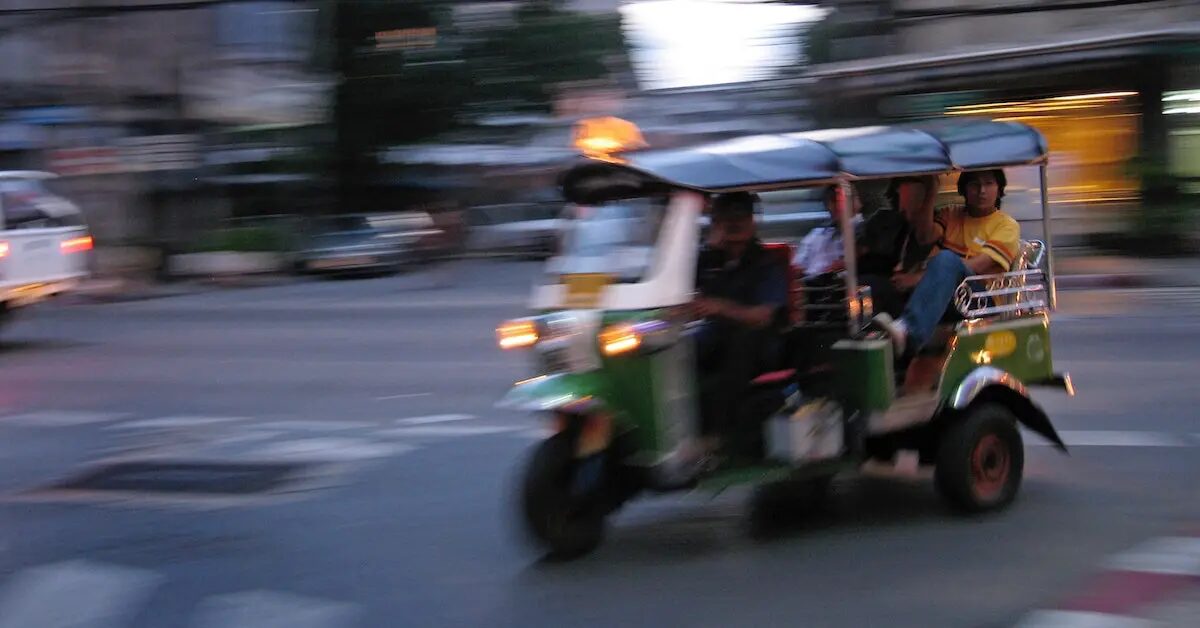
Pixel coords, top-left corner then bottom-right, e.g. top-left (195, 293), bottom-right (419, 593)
top-left (697, 266), bottom-right (787, 329)
top-left (977, 216), bottom-right (1021, 274)
top-left (713, 302), bottom-right (776, 329)
top-left (911, 176), bottom-right (944, 246)
top-left (965, 254), bottom-right (1004, 276)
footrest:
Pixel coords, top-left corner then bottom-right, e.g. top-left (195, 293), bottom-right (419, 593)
top-left (751, 369), bottom-right (797, 386)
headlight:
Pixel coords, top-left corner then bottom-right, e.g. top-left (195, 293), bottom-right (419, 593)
top-left (599, 324), bottom-right (641, 356)
top-left (497, 319), bottom-right (539, 350)
top-left (598, 319), bottom-right (672, 357)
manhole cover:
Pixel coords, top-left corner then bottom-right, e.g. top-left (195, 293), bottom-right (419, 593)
top-left (50, 461), bottom-right (312, 496)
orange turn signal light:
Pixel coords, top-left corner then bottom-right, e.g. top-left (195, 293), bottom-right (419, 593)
top-left (497, 319), bottom-right (539, 350)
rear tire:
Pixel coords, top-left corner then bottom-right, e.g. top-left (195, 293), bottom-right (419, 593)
top-left (934, 404), bottom-right (1024, 514)
top-left (520, 432), bottom-right (605, 560)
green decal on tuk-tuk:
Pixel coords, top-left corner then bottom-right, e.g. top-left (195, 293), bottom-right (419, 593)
top-left (940, 315), bottom-right (1054, 397)
top-left (597, 310), bottom-right (697, 456)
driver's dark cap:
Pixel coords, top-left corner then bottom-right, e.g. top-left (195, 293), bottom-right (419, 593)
top-left (711, 192), bottom-right (757, 220)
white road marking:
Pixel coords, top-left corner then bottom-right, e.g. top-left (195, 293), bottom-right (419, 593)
top-left (255, 421), bottom-right (375, 432)
top-left (256, 438), bottom-right (413, 461)
top-left (192, 590), bottom-right (360, 628)
top-left (1103, 537), bottom-right (1200, 577)
top-left (394, 414), bottom-right (476, 426)
top-left (0, 560), bottom-right (162, 628)
top-left (108, 416), bottom-right (247, 430)
top-left (1, 411), bottom-right (127, 427)
top-left (516, 428), bottom-right (553, 440)
top-left (381, 425), bottom-right (523, 438)
top-left (1014, 610), bottom-right (1155, 628)
top-left (209, 431), bottom-right (285, 446)
top-left (1026, 431), bottom-right (1192, 448)
top-left (375, 392), bottom-right (431, 401)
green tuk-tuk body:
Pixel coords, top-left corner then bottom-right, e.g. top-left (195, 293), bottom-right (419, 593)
top-left (497, 120), bottom-right (1073, 559)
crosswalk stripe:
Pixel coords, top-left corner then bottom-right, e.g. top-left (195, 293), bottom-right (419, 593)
top-left (394, 414), bottom-right (476, 426)
top-left (254, 421), bottom-right (375, 432)
top-left (1014, 610), bottom-right (1154, 628)
top-left (381, 425), bottom-right (524, 438)
top-left (108, 416), bottom-right (247, 430)
top-left (1, 411), bottom-right (127, 427)
top-left (0, 560), bottom-right (162, 628)
top-left (1103, 537), bottom-right (1200, 577)
top-left (1054, 431), bottom-right (1191, 448)
top-left (192, 590), bottom-right (360, 628)
top-left (254, 438), bottom-right (413, 461)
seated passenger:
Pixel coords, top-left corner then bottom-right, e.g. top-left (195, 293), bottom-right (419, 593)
top-left (873, 169), bottom-right (1020, 356)
top-left (692, 192), bottom-right (789, 451)
top-left (794, 185), bottom-right (862, 279)
top-left (858, 176), bottom-right (937, 317)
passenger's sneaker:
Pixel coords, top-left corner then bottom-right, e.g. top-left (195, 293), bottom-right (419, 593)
top-left (871, 313), bottom-right (908, 357)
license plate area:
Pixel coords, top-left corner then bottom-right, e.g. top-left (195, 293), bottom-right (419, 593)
top-left (537, 344), bottom-right (572, 374)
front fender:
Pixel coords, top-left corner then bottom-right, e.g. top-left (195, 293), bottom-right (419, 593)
top-left (496, 373), bottom-right (607, 413)
top-left (949, 366), bottom-right (1068, 452)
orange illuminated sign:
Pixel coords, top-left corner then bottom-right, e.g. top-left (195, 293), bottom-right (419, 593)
top-left (375, 27), bottom-right (437, 51)
top-left (572, 117), bottom-right (647, 158)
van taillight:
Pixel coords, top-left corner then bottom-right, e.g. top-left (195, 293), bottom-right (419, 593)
top-left (0, 242), bottom-right (9, 258)
top-left (61, 235), bottom-right (93, 254)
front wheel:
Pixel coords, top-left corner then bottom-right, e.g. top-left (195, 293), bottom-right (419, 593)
top-left (934, 404), bottom-right (1024, 513)
top-left (520, 432), bottom-right (605, 560)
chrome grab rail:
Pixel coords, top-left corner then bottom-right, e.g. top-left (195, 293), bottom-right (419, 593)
top-left (955, 268), bottom-right (1049, 319)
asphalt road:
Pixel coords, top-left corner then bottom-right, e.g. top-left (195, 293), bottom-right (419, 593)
top-left (0, 260), bottom-right (1197, 628)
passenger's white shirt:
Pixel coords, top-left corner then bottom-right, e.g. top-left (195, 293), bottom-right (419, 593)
top-left (794, 219), bottom-right (860, 278)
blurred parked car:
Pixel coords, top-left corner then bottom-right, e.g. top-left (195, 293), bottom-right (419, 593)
top-left (296, 213), bottom-right (437, 276)
top-left (0, 171), bottom-right (92, 327)
top-left (466, 201), bottom-right (563, 259)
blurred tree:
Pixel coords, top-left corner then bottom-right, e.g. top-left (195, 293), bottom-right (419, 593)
top-left (466, 1), bottom-right (627, 112)
top-left (332, 0), bottom-right (473, 206)
top-left (802, 13), bottom-right (835, 66)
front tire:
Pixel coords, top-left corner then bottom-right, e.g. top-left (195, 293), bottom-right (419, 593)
top-left (520, 432), bottom-right (605, 560)
top-left (934, 404), bottom-right (1024, 513)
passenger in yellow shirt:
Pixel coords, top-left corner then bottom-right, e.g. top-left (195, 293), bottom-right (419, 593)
top-left (874, 169), bottom-right (1020, 356)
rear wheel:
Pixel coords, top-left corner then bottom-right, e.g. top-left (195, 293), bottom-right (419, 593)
top-left (934, 404), bottom-right (1024, 513)
top-left (520, 432), bottom-right (605, 560)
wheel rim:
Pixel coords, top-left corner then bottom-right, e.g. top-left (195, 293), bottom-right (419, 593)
top-left (970, 434), bottom-right (1010, 502)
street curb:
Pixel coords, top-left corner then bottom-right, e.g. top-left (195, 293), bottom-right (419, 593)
top-left (1056, 274), bottom-right (1200, 290)
top-left (66, 275), bottom-right (304, 304)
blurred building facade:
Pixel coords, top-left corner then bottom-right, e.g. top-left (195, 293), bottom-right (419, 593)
top-left (807, 0), bottom-right (1200, 243)
top-left (0, 0), bottom-right (329, 252)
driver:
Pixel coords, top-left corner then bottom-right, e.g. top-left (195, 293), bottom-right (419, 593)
top-left (692, 192), bottom-right (789, 453)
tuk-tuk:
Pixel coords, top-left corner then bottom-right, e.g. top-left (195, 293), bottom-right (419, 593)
top-left (496, 120), bottom-right (1074, 559)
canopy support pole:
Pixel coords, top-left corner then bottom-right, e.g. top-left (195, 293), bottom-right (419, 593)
top-left (1039, 164), bottom-right (1056, 310)
top-left (837, 178), bottom-right (860, 334)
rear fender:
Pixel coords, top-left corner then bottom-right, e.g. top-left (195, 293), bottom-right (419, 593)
top-left (948, 367), bottom-right (1067, 452)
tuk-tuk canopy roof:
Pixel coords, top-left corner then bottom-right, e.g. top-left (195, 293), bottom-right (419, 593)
top-left (562, 120), bottom-right (1048, 199)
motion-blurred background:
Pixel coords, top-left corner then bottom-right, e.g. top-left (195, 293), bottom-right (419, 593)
top-left (1, 0), bottom-right (1194, 284)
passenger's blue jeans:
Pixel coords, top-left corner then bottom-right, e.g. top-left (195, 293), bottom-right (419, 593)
top-left (900, 250), bottom-right (970, 351)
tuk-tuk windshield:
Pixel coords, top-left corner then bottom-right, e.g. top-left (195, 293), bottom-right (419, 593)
top-left (555, 197), bottom-right (667, 282)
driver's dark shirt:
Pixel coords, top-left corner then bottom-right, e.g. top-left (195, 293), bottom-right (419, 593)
top-left (696, 239), bottom-right (788, 329)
